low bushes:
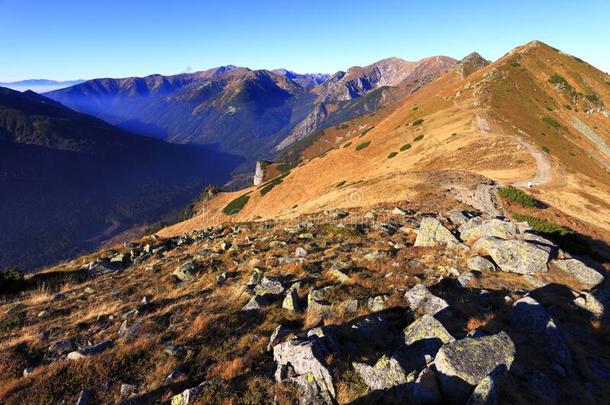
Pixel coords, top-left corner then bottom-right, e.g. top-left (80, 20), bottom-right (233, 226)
top-left (497, 186), bottom-right (539, 207)
top-left (222, 194), bottom-right (251, 215)
top-left (412, 119), bottom-right (424, 126)
top-left (414, 135), bottom-right (424, 141)
top-left (387, 152), bottom-right (398, 159)
top-left (400, 144), bottom-right (412, 151)
top-left (355, 141), bottom-right (371, 151)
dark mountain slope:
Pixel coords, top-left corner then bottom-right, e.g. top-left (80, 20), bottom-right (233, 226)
top-left (0, 87), bottom-right (242, 270)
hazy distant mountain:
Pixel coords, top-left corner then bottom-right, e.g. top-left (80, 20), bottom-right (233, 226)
top-left (46, 58), bottom-right (455, 162)
top-left (0, 79), bottom-right (85, 93)
top-left (0, 86), bottom-right (242, 269)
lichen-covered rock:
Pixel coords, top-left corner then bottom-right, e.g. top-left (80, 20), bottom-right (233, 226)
top-left (459, 218), bottom-right (519, 242)
top-left (352, 355), bottom-right (408, 390)
top-left (404, 314), bottom-right (454, 347)
top-left (267, 325), bottom-right (290, 352)
top-left (254, 276), bottom-right (285, 296)
top-left (308, 287), bottom-right (333, 312)
top-left (509, 297), bottom-right (572, 367)
top-left (467, 256), bottom-right (496, 272)
top-left (367, 295), bottom-right (388, 312)
top-left (465, 366), bottom-right (504, 405)
top-left (273, 336), bottom-right (335, 399)
top-left (282, 286), bottom-right (301, 311)
top-left (550, 258), bottom-right (604, 290)
top-left (246, 267), bottom-right (265, 287)
top-left (412, 367), bottom-right (443, 405)
top-left (472, 237), bottom-right (550, 274)
top-left (241, 295), bottom-right (266, 311)
top-left (414, 217), bottom-right (463, 248)
top-left (172, 261), bottom-right (196, 282)
top-left (404, 284), bottom-right (450, 316)
top-left (434, 332), bottom-right (515, 404)
top-left (573, 289), bottom-right (610, 317)
top-left (458, 271), bottom-right (479, 288)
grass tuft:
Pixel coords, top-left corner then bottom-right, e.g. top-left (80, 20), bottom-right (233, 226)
top-left (387, 152), bottom-right (398, 159)
top-left (414, 135), bottom-right (424, 142)
top-left (355, 141), bottom-right (371, 151)
top-left (412, 118), bottom-right (424, 126)
top-left (400, 143), bottom-right (412, 151)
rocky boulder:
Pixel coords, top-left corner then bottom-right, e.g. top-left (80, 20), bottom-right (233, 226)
top-left (352, 355), bottom-right (408, 390)
top-left (404, 284), bottom-right (450, 317)
top-left (414, 217), bottom-right (463, 248)
top-left (403, 314), bottom-right (454, 347)
top-left (509, 297), bottom-right (572, 367)
top-left (434, 332), bottom-right (515, 404)
top-left (550, 258), bottom-right (604, 290)
top-left (273, 336), bottom-right (335, 399)
top-left (459, 218), bottom-right (519, 242)
top-left (172, 261), bottom-right (196, 282)
top-left (472, 237), bottom-right (550, 274)
top-left (467, 256), bottom-right (496, 272)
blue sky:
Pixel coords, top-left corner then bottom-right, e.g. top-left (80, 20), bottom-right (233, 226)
top-left (1, 0), bottom-right (609, 81)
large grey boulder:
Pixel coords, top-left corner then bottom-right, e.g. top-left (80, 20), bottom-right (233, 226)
top-left (273, 336), bottom-right (335, 399)
top-left (352, 355), bottom-right (408, 390)
top-left (172, 261), bottom-right (196, 282)
top-left (403, 314), bottom-right (454, 347)
top-left (242, 295), bottom-right (267, 311)
top-left (550, 258), bottom-right (604, 290)
top-left (467, 256), bottom-right (496, 272)
top-left (472, 237), bottom-right (550, 274)
top-left (509, 297), bottom-right (572, 367)
top-left (465, 366), bottom-right (505, 405)
top-left (254, 276), bottom-right (285, 296)
top-left (573, 288), bottom-right (610, 317)
top-left (412, 367), bottom-right (443, 405)
top-left (434, 332), bottom-right (515, 404)
top-left (414, 217), bottom-right (463, 248)
top-left (404, 284), bottom-right (450, 316)
top-left (308, 287), bottom-right (333, 312)
top-left (459, 218), bottom-right (519, 242)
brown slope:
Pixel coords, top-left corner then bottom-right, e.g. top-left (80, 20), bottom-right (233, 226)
top-left (160, 41), bottom-right (610, 251)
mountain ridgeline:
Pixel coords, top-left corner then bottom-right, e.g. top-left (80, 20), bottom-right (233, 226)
top-left (0, 87), bottom-right (243, 270)
top-left (45, 57), bottom-right (457, 163)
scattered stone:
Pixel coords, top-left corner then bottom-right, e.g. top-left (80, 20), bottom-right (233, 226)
top-left (246, 268), bottom-right (265, 287)
top-left (48, 338), bottom-right (75, 355)
top-left (404, 284), bottom-right (450, 316)
top-left (282, 286), bottom-right (301, 311)
top-left (363, 250), bottom-right (384, 261)
top-left (459, 218), bottom-right (519, 242)
top-left (172, 261), bottom-right (196, 282)
top-left (353, 355), bottom-right (408, 390)
top-left (367, 295), bottom-right (388, 312)
top-left (434, 332), bottom-right (515, 403)
top-left (120, 383), bottom-right (137, 398)
top-left (23, 367), bottom-right (34, 377)
top-left (328, 268), bottom-right (351, 284)
top-left (550, 258), bottom-right (604, 290)
top-left (573, 289), bottom-right (610, 317)
top-left (298, 232), bottom-right (313, 240)
top-left (254, 276), bottom-right (285, 296)
top-left (458, 271), bottom-right (479, 288)
top-left (472, 237), bottom-right (550, 274)
top-left (267, 325), bottom-right (290, 352)
top-left (414, 217), bottom-right (463, 248)
top-left (274, 336), bottom-right (335, 398)
top-left (242, 295), bottom-right (266, 311)
top-left (403, 314), bottom-right (455, 347)
top-left (67, 340), bottom-right (114, 360)
top-left (448, 209), bottom-right (470, 226)
top-left (308, 287), bottom-right (333, 312)
top-left (467, 256), bottom-right (496, 272)
top-left (166, 370), bottom-right (186, 382)
top-left (413, 367), bottom-right (443, 405)
top-left (295, 247), bottom-right (308, 258)
top-left (171, 382), bottom-right (206, 405)
top-left (509, 297), bottom-right (572, 367)
top-left (392, 207), bottom-right (409, 216)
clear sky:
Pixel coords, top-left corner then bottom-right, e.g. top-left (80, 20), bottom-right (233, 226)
top-left (1, 0), bottom-right (609, 81)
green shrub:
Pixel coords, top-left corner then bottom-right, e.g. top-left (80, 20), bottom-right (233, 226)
top-left (335, 180), bottom-right (346, 188)
top-left (387, 152), bottom-right (398, 159)
top-left (542, 146), bottom-right (551, 153)
top-left (414, 135), bottom-right (424, 141)
top-left (412, 118), bottom-right (424, 126)
top-left (542, 116), bottom-right (560, 128)
top-left (574, 56), bottom-right (585, 63)
top-left (512, 213), bottom-right (572, 236)
top-left (497, 186), bottom-right (539, 207)
top-left (412, 106), bottom-right (419, 111)
top-left (222, 194), bottom-right (250, 215)
top-left (259, 171), bottom-right (291, 196)
top-left (343, 142), bottom-right (352, 148)
top-left (549, 74), bottom-right (567, 85)
top-left (0, 313), bottom-right (25, 333)
top-left (0, 267), bottom-right (25, 294)
top-left (400, 143), bottom-right (412, 151)
top-left (355, 141), bottom-right (371, 151)
top-left (359, 127), bottom-right (374, 137)
top-left (585, 94), bottom-right (600, 103)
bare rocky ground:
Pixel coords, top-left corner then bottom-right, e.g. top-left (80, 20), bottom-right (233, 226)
top-left (1, 198), bottom-right (610, 404)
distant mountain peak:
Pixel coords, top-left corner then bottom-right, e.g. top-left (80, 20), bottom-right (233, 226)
top-left (456, 52), bottom-right (491, 78)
